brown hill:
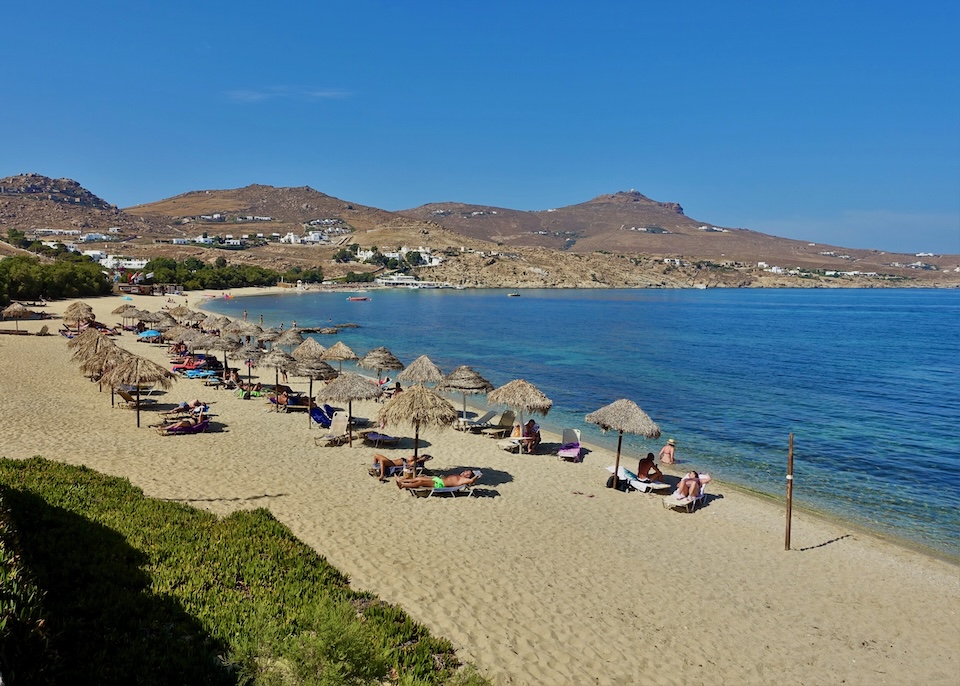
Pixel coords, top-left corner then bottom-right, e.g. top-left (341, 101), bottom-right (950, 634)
top-left (1, 175), bottom-right (957, 286)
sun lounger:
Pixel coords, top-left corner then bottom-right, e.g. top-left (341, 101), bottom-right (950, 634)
top-left (480, 410), bottom-right (515, 438)
top-left (456, 410), bottom-right (497, 431)
top-left (156, 419), bottom-right (210, 436)
top-left (310, 406), bottom-right (333, 429)
top-left (557, 428), bottom-right (583, 462)
top-left (409, 470), bottom-right (483, 498)
top-left (314, 412), bottom-right (350, 447)
top-left (363, 431), bottom-right (400, 447)
top-left (662, 473), bottom-right (712, 512)
top-left (116, 389), bottom-right (157, 410)
top-left (606, 465), bottom-right (672, 493)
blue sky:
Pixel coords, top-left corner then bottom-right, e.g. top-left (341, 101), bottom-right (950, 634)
top-left (3, 1), bottom-right (958, 254)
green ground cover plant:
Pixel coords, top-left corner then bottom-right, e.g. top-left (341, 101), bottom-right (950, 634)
top-left (0, 458), bottom-right (487, 686)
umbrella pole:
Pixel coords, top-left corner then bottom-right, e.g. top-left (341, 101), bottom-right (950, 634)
top-left (274, 368), bottom-right (279, 411)
top-left (613, 431), bottom-right (623, 489)
top-left (136, 385), bottom-right (142, 428)
top-left (307, 378), bottom-right (314, 429)
top-left (462, 393), bottom-right (467, 419)
top-left (347, 400), bottom-right (353, 447)
top-left (413, 425), bottom-right (420, 460)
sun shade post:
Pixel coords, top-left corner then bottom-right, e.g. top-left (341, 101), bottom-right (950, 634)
top-left (785, 433), bottom-right (794, 551)
top-left (613, 431), bottom-right (623, 489)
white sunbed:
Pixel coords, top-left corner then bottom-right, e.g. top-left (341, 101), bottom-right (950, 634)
top-left (606, 465), bottom-right (672, 493)
top-left (409, 470), bottom-right (483, 498)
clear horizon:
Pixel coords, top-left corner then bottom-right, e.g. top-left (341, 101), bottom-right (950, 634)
top-left (3, 1), bottom-right (958, 254)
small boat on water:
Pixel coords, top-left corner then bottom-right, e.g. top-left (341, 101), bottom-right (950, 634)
top-left (507, 292), bottom-right (520, 297)
top-left (347, 296), bottom-right (370, 301)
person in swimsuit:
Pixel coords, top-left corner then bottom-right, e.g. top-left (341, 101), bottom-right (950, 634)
top-left (370, 454), bottom-right (433, 481)
top-left (675, 471), bottom-right (702, 499)
top-left (637, 453), bottom-right (664, 483)
top-left (659, 438), bottom-right (676, 464)
top-left (396, 469), bottom-right (480, 490)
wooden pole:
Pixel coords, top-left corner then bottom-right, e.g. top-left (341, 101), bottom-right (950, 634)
top-left (785, 433), bottom-right (794, 550)
top-left (612, 431), bottom-right (624, 489)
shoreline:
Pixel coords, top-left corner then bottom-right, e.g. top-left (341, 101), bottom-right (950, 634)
top-left (3, 293), bottom-right (958, 684)
top-left (197, 287), bottom-right (960, 562)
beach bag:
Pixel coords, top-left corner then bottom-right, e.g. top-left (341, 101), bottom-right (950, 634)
top-left (605, 475), bottom-right (631, 491)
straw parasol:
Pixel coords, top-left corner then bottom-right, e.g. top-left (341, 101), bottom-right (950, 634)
top-left (275, 327), bottom-right (305, 350)
top-left (3, 303), bottom-right (33, 330)
top-left (63, 302), bottom-right (95, 331)
top-left (258, 348), bottom-right (297, 409)
top-left (488, 378), bottom-right (553, 453)
top-left (397, 354), bottom-right (444, 386)
top-left (79, 344), bottom-right (132, 405)
top-left (167, 305), bottom-right (193, 322)
top-left (101, 355), bottom-right (177, 427)
top-left (321, 341), bottom-right (359, 373)
top-left (292, 359), bottom-right (338, 429)
top-left (68, 328), bottom-right (117, 360)
top-left (292, 337), bottom-right (326, 361)
top-left (230, 343), bottom-right (263, 389)
top-left (206, 335), bottom-right (241, 372)
top-left (378, 384), bottom-right (457, 460)
top-left (357, 346), bottom-right (404, 384)
top-left (585, 399), bottom-right (661, 489)
top-left (438, 365), bottom-right (494, 418)
top-left (315, 373), bottom-right (382, 446)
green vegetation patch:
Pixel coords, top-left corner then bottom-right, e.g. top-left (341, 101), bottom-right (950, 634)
top-left (0, 458), bottom-right (485, 685)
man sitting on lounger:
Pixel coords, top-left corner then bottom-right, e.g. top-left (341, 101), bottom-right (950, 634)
top-left (370, 453), bottom-right (433, 481)
top-left (396, 469), bottom-right (480, 490)
top-left (637, 453), bottom-right (664, 483)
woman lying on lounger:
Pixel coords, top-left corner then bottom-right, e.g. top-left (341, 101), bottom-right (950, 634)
top-left (370, 453), bottom-right (433, 482)
top-left (159, 411), bottom-right (205, 432)
top-left (675, 471), bottom-right (702, 498)
top-left (396, 469), bottom-right (480, 490)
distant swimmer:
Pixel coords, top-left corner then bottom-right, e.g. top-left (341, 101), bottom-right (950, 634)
top-left (659, 438), bottom-right (676, 465)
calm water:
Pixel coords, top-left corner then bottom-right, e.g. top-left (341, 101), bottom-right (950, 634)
top-left (204, 288), bottom-right (960, 557)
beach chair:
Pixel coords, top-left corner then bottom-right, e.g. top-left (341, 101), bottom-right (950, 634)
top-left (116, 389), bottom-right (157, 410)
top-left (557, 428), bottom-right (583, 462)
top-left (662, 474), bottom-right (712, 512)
top-left (310, 406), bottom-right (333, 429)
top-left (606, 465), bottom-right (672, 493)
top-left (314, 412), bottom-right (350, 447)
top-left (457, 410), bottom-right (497, 431)
top-left (159, 403), bottom-right (208, 420)
top-left (409, 470), bottom-right (483, 498)
top-left (363, 431), bottom-right (400, 448)
top-left (480, 410), bottom-right (515, 438)
top-left (156, 419), bottom-right (210, 436)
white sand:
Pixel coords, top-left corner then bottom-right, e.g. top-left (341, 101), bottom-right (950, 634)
top-left (1, 291), bottom-right (957, 685)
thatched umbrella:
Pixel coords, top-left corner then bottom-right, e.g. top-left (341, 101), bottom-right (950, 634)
top-left (397, 354), bottom-right (443, 386)
top-left (167, 305), bottom-right (193, 322)
top-left (3, 303), bottom-right (33, 331)
top-left (293, 359), bottom-right (338, 429)
top-left (488, 378), bottom-right (553, 453)
top-left (68, 328), bottom-right (117, 359)
top-left (358, 346), bottom-right (404, 384)
top-left (259, 348), bottom-right (297, 409)
top-left (258, 328), bottom-right (282, 347)
top-left (321, 341), bottom-right (359, 373)
top-left (230, 343), bottom-right (263, 389)
top-left (585, 399), bottom-right (661, 489)
top-left (63, 302), bottom-right (95, 332)
top-left (275, 327), bottom-right (305, 351)
top-left (112, 304), bottom-right (140, 329)
top-left (378, 384), bottom-right (457, 460)
top-left (438, 365), bottom-right (494, 418)
top-left (162, 325), bottom-right (199, 342)
top-left (79, 344), bottom-right (132, 405)
top-left (101, 354), bottom-right (177, 426)
top-left (207, 335), bottom-right (241, 373)
top-left (316, 373), bottom-right (381, 446)
top-left (292, 337), bottom-right (326, 361)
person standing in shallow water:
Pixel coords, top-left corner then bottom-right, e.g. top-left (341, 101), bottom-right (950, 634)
top-left (659, 438), bottom-right (676, 464)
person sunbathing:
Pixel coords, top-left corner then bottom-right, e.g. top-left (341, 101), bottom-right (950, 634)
top-left (396, 469), bottom-right (480, 490)
top-left (675, 471), bottom-right (702, 499)
top-left (637, 453), bottom-right (664, 483)
top-left (173, 399), bottom-right (206, 412)
top-left (160, 411), bottom-right (205, 432)
top-left (370, 453), bottom-right (433, 482)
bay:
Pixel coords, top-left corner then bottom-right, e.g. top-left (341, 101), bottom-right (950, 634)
top-left (204, 288), bottom-right (960, 557)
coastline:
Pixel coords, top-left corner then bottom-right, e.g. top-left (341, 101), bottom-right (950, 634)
top-left (2, 293), bottom-right (958, 685)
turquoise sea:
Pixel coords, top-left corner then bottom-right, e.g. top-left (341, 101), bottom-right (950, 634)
top-left (203, 288), bottom-right (960, 558)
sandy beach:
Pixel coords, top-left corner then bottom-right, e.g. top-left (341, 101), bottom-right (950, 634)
top-left (1, 290), bottom-right (957, 685)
